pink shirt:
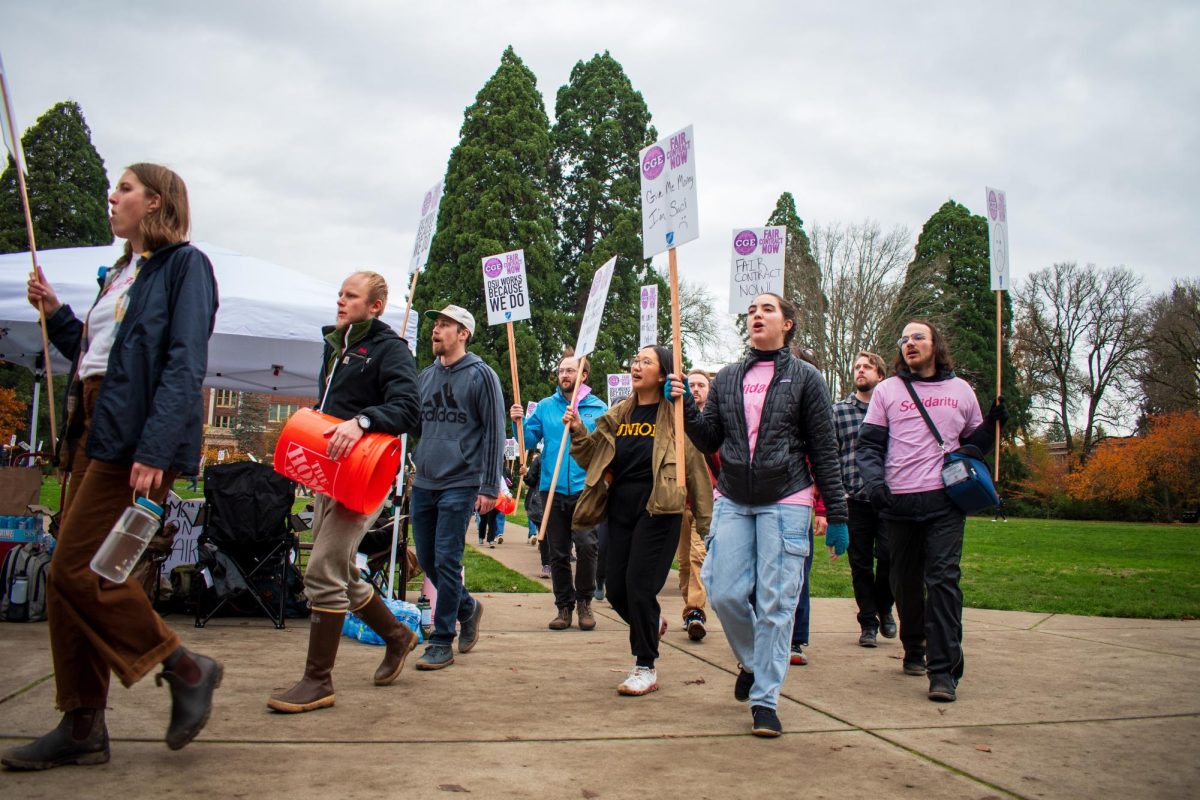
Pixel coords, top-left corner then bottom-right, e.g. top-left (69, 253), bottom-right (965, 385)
top-left (863, 375), bottom-right (984, 494)
top-left (715, 360), bottom-right (814, 506)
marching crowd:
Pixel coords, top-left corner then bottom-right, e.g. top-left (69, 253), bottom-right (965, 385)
top-left (4, 163), bottom-right (1006, 770)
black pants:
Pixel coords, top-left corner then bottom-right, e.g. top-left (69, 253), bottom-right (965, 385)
top-left (882, 490), bottom-right (966, 679)
top-left (595, 521), bottom-right (609, 586)
top-left (848, 498), bottom-right (894, 628)
top-left (606, 482), bottom-right (681, 667)
top-left (544, 492), bottom-right (598, 609)
top-left (477, 510), bottom-right (499, 543)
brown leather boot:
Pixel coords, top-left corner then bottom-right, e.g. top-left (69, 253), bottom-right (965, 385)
top-left (548, 606), bottom-right (572, 630)
top-left (267, 610), bottom-right (344, 713)
top-left (1, 709), bottom-right (109, 770)
top-left (356, 594), bottom-right (417, 685)
top-left (576, 599), bottom-right (596, 631)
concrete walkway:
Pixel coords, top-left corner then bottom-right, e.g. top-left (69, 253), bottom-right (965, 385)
top-left (2, 528), bottom-right (1198, 799)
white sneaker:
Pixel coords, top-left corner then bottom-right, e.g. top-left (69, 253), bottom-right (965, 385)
top-left (618, 665), bottom-right (659, 696)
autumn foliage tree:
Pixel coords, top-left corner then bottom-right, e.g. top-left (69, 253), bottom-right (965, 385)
top-left (0, 387), bottom-right (27, 441)
top-left (1067, 412), bottom-right (1200, 520)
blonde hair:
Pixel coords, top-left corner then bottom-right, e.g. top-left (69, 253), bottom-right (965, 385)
top-left (120, 162), bottom-right (190, 263)
top-left (350, 271), bottom-right (389, 315)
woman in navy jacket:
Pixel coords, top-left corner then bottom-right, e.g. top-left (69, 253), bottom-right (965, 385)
top-left (3, 164), bottom-right (221, 771)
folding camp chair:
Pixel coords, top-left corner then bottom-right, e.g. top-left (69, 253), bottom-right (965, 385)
top-left (195, 461), bottom-right (297, 629)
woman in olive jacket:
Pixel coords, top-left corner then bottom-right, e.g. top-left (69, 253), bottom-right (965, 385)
top-left (564, 345), bottom-right (712, 697)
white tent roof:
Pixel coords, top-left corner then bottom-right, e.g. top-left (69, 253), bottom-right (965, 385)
top-left (0, 242), bottom-right (365, 396)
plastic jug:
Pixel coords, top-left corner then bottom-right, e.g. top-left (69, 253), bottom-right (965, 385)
top-left (90, 497), bottom-right (163, 582)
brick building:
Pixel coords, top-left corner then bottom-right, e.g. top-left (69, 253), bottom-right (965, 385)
top-left (202, 388), bottom-right (317, 461)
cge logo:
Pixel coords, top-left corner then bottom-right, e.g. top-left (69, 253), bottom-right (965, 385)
top-left (734, 230), bottom-right (758, 256)
top-left (483, 257), bottom-right (503, 278)
top-left (422, 191), bottom-right (434, 216)
top-left (641, 146), bottom-right (665, 180)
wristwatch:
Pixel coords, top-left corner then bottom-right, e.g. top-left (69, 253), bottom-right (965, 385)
top-left (355, 414), bottom-right (372, 431)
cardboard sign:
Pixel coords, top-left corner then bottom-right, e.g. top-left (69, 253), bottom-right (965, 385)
top-left (985, 187), bottom-right (1010, 291)
top-left (607, 373), bottom-right (633, 405)
top-left (728, 226), bottom-right (786, 313)
top-left (409, 181), bottom-right (443, 275)
top-left (160, 493), bottom-right (205, 575)
top-left (639, 125), bottom-right (699, 258)
top-left (639, 284), bottom-right (658, 347)
top-left (575, 256), bottom-right (617, 358)
top-left (481, 249), bottom-right (532, 326)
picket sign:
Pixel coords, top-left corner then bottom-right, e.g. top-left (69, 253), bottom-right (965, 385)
top-left (728, 227), bottom-right (786, 313)
top-left (639, 284), bottom-right (658, 347)
top-left (482, 249), bottom-right (532, 505)
top-left (985, 186), bottom-right (1010, 482)
top-left (536, 256), bottom-right (617, 542)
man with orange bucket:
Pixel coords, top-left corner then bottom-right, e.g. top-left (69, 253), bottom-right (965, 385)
top-left (410, 305), bottom-right (505, 670)
top-left (268, 271), bottom-right (420, 713)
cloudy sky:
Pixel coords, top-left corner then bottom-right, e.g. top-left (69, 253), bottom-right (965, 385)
top-left (3, 0), bottom-right (1196, 328)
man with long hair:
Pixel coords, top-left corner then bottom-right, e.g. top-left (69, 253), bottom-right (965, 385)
top-left (856, 320), bottom-right (1007, 702)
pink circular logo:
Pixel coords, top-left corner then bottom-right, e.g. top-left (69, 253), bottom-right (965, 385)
top-left (608, 375), bottom-right (620, 386)
top-left (734, 230), bottom-right (758, 256)
top-left (483, 257), bottom-right (503, 278)
top-left (641, 146), bottom-right (665, 180)
top-left (421, 191), bottom-right (434, 216)
top-left (641, 287), bottom-right (651, 309)
top-left (987, 191), bottom-right (999, 221)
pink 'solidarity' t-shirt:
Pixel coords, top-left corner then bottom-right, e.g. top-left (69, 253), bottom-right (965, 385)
top-left (717, 359), bottom-right (813, 506)
top-left (863, 375), bottom-right (984, 494)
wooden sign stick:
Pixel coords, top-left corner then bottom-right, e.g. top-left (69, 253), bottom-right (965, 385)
top-left (537, 355), bottom-right (588, 542)
top-left (994, 290), bottom-right (1002, 481)
top-left (0, 73), bottom-right (56, 448)
top-left (668, 247), bottom-right (685, 485)
top-left (506, 321), bottom-right (527, 506)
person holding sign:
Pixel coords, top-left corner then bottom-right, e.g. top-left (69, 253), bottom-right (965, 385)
top-left (268, 271), bottom-right (421, 714)
top-left (671, 292), bottom-right (849, 737)
top-left (410, 305), bottom-right (504, 670)
top-left (510, 352), bottom-right (607, 630)
top-left (564, 346), bottom-right (712, 696)
top-left (4, 165), bottom-right (220, 770)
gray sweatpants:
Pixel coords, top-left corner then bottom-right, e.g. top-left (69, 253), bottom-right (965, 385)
top-left (304, 494), bottom-right (384, 612)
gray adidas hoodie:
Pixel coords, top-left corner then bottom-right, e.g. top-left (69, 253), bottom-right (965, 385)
top-left (413, 352), bottom-right (505, 496)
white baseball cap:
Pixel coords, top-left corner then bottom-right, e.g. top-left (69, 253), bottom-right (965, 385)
top-left (425, 304), bottom-right (476, 336)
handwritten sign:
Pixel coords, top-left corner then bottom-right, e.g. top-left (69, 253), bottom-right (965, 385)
top-left (481, 249), bottom-right (532, 326)
top-left (985, 187), bottom-right (1010, 291)
top-left (728, 226), bottom-right (786, 313)
top-left (575, 256), bottom-right (617, 358)
top-left (161, 493), bottom-right (205, 575)
top-left (409, 181), bottom-right (443, 275)
top-left (640, 125), bottom-right (699, 258)
top-left (639, 284), bottom-right (658, 347)
top-left (607, 374), bottom-right (633, 405)
top-left (504, 438), bottom-right (518, 461)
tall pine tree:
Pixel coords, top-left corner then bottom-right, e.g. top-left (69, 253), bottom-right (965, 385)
top-left (767, 192), bottom-right (825, 357)
top-left (551, 51), bottom-right (664, 383)
top-left (414, 47), bottom-right (560, 404)
top-left (891, 199), bottom-right (1028, 477)
top-left (0, 100), bottom-right (111, 253)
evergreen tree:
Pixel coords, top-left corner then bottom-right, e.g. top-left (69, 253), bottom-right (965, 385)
top-left (551, 51), bottom-right (663, 384)
top-left (414, 47), bottom-right (559, 405)
top-left (0, 101), bottom-right (111, 253)
top-left (767, 192), bottom-right (825, 356)
top-left (891, 200), bottom-right (1029, 482)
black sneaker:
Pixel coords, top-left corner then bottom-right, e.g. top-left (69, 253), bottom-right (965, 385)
top-left (928, 673), bottom-right (957, 702)
top-left (415, 644), bottom-right (455, 670)
top-left (458, 599), bottom-right (483, 654)
top-left (880, 610), bottom-right (898, 639)
top-left (734, 665), bottom-right (754, 703)
top-left (750, 705), bottom-right (782, 737)
top-left (858, 627), bottom-right (878, 648)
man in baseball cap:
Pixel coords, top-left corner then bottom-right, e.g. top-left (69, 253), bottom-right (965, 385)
top-left (425, 305), bottom-right (476, 341)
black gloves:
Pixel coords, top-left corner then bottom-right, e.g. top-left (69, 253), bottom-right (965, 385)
top-left (987, 396), bottom-right (1009, 427)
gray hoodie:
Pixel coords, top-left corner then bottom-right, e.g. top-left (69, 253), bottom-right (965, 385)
top-left (413, 352), bottom-right (505, 496)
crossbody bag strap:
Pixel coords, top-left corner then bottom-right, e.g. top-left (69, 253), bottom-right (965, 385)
top-left (901, 378), bottom-right (946, 453)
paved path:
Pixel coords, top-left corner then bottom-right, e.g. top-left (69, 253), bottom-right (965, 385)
top-left (2, 526), bottom-right (1198, 798)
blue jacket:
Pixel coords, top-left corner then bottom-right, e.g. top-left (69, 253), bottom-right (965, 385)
top-left (522, 387), bottom-right (607, 495)
top-left (47, 241), bottom-right (219, 474)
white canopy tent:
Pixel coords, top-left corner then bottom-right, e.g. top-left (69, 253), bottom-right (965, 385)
top-left (0, 241), bottom-right (386, 396)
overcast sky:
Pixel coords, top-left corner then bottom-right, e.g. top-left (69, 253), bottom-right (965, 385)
top-left (3, 1), bottom-right (1196, 329)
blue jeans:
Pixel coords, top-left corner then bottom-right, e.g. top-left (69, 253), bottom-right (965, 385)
top-left (791, 525), bottom-right (815, 645)
top-left (702, 497), bottom-right (812, 710)
top-left (411, 486), bottom-right (478, 646)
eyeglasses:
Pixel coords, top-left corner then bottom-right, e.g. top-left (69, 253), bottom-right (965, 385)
top-left (897, 333), bottom-right (929, 347)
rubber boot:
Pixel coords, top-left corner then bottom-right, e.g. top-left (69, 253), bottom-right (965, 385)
top-left (156, 647), bottom-right (224, 750)
top-left (1, 708), bottom-right (109, 770)
top-left (267, 610), bottom-right (344, 713)
top-left (356, 594), bottom-right (417, 685)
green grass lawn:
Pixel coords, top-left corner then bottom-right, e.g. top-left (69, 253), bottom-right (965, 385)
top-left (809, 517), bottom-right (1200, 619)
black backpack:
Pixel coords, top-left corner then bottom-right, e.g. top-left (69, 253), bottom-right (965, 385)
top-left (1, 543), bottom-right (54, 622)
